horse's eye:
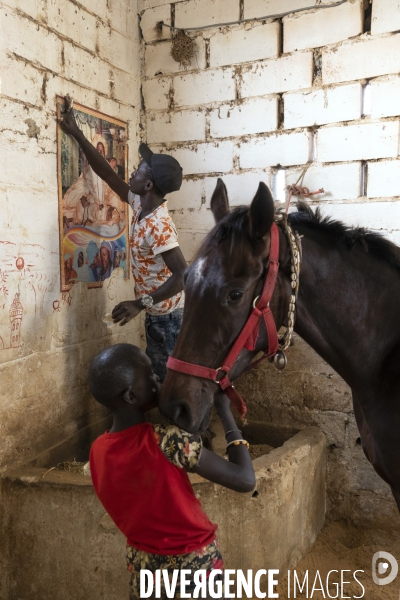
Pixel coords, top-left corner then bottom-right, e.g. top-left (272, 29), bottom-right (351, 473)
top-left (228, 290), bottom-right (243, 302)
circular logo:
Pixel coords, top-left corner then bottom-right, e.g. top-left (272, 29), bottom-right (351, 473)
top-left (372, 551), bottom-right (398, 586)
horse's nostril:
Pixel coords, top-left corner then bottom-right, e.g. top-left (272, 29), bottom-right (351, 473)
top-left (169, 401), bottom-right (195, 432)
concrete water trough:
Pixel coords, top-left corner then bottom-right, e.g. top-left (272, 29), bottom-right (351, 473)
top-left (0, 418), bottom-right (326, 600)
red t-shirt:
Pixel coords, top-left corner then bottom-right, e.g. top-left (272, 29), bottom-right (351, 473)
top-left (89, 422), bottom-right (217, 555)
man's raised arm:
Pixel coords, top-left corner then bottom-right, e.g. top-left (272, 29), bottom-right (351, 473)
top-left (59, 95), bottom-right (130, 203)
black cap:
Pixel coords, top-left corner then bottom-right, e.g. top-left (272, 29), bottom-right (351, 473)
top-left (139, 143), bottom-right (183, 195)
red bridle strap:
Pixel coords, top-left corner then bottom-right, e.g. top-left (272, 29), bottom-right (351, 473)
top-left (167, 222), bottom-right (281, 418)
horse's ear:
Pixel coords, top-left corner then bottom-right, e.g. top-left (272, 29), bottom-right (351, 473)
top-left (249, 182), bottom-right (275, 242)
top-left (211, 178), bottom-right (230, 223)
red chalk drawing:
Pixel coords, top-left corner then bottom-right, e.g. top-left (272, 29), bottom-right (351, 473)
top-left (53, 299), bottom-right (61, 312)
top-left (62, 292), bottom-right (72, 306)
top-left (9, 293), bottom-right (23, 348)
top-left (0, 269), bottom-right (8, 299)
top-left (16, 257), bottom-right (24, 270)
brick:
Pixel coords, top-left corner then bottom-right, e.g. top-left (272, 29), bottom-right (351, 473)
top-left (0, 56), bottom-right (45, 107)
top-left (1, 185), bottom-right (58, 234)
top-left (140, 5), bottom-right (171, 42)
top-left (367, 160), bottom-right (400, 199)
top-left (1, 8), bottom-right (63, 74)
top-left (284, 83), bottom-right (362, 129)
top-left (45, 76), bottom-right (98, 114)
top-left (170, 142), bottom-right (234, 175)
top-left (109, 0), bottom-right (133, 35)
top-left (370, 77), bottom-right (400, 119)
top-left (171, 206), bottom-right (215, 232)
top-left (244, 0), bottom-right (316, 19)
top-left (286, 163), bottom-right (362, 202)
top-left (204, 171), bottom-right (273, 206)
top-left (102, 28), bottom-right (135, 74)
top-left (146, 110), bottom-right (206, 143)
top-left (112, 65), bottom-right (140, 105)
top-left (283, 1), bottom-right (363, 53)
top-left (241, 52), bottom-right (313, 98)
top-left (47, 0), bottom-right (97, 53)
top-left (239, 131), bottom-right (311, 169)
top-left (6, 0), bottom-right (46, 22)
top-left (96, 97), bottom-right (136, 125)
top-left (319, 201), bottom-right (400, 232)
top-left (0, 142), bottom-right (57, 190)
top-left (323, 35), bottom-right (400, 85)
top-left (174, 68), bottom-right (236, 107)
top-left (371, 0), bottom-right (400, 35)
top-left (78, 0), bottom-right (108, 20)
top-left (177, 230), bottom-right (208, 261)
top-left (175, 0), bottom-right (239, 29)
top-left (209, 22), bottom-right (280, 69)
top-left (210, 97), bottom-right (277, 138)
top-left (63, 42), bottom-right (111, 96)
top-left (145, 38), bottom-right (206, 77)
top-left (168, 179), bottom-right (204, 210)
top-left (317, 122), bottom-right (400, 163)
top-left (142, 77), bottom-right (171, 111)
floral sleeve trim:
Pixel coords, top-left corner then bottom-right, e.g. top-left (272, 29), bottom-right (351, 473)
top-left (153, 424), bottom-right (202, 470)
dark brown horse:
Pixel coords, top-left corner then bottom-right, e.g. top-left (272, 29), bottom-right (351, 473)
top-left (159, 179), bottom-right (400, 509)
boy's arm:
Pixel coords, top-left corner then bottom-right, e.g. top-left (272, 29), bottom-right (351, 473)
top-left (112, 246), bottom-right (187, 325)
top-left (191, 394), bottom-right (256, 493)
top-left (59, 95), bottom-right (131, 203)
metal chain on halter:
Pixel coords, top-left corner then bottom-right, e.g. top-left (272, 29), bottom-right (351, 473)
top-left (275, 212), bottom-right (302, 353)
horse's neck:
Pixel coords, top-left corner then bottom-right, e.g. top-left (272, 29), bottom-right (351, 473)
top-left (293, 235), bottom-right (400, 389)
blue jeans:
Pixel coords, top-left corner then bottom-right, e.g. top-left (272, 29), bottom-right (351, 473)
top-left (145, 308), bottom-right (183, 382)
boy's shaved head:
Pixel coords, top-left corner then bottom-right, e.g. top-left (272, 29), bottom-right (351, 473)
top-left (88, 344), bottom-right (152, 409)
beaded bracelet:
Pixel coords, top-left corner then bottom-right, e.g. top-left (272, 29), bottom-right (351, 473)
top-left (226, 439), bottom-right (250, 451)
top-left (225, 429), bottom-right (242, 439)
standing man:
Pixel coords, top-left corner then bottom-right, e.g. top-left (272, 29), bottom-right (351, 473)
top-left (60, 96), bottom-right (186, 381)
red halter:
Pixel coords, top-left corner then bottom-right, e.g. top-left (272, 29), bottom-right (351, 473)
top-left (166, 222), bottom-right (281, 418)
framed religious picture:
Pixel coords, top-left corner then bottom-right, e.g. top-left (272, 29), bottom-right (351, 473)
top-left (56, 96), bottom-right (129, 291)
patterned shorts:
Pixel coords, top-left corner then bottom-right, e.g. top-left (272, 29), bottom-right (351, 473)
top-left (126, 539), bottom-right (223, 599)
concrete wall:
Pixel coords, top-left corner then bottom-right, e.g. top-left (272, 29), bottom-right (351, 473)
top-left (139, 0), bottom-right (400, 525)
top-left (0, 0), bottom-right (142, 470)
top-left (0, 428), bottom-right (325, 599)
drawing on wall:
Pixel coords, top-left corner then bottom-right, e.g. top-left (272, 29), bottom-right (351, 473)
top-left (56, 97), bottom-right (129, 292)
top-left (9, 293), bottom-right (23, 348)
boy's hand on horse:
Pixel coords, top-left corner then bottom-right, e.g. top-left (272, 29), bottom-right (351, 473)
top-left (190, 392), bottom-right (255, 494)
top-left (213, 392), bottom-right (231, 416)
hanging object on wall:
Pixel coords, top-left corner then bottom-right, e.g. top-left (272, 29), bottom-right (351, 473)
top-left (170, 30), bottom-right (195, 66)
top-left (56, 97), bottom-right (129, 292)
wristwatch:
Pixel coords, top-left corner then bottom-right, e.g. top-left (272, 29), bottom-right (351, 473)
top-left (140, 294), bottom-right (154, 309)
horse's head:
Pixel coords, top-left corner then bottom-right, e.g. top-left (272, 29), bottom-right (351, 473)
top-left (159, 179), bottom-right (292, 432)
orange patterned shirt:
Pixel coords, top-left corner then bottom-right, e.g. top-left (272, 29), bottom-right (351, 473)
top-left (128, 191), bottom-right (184, 315)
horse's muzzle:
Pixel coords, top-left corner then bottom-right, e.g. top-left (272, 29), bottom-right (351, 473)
top-left (159, 397), bottom-right (212, 434)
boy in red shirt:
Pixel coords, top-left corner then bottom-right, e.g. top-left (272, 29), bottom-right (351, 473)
top-left (88, 343), bottom-right (255, 599)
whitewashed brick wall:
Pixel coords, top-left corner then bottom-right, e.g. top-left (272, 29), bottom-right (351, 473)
top-left (0, 0), bottom-right (141, 470)
top-left (140, 0), bottom-right (400, 524)
top-left (140, 0), bottom-right (400, 260)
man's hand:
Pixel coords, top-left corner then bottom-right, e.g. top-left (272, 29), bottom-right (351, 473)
top-left (112, 299), bottom-right (143, 326)
top-left (58, 95), bottom-right (82, 138)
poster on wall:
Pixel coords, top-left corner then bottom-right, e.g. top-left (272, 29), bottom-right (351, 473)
top-left (56, 96), bottom-right (129, 292)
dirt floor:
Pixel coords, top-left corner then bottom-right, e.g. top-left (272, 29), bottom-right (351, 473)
top-left (274, 520), bottom-right (400, 599)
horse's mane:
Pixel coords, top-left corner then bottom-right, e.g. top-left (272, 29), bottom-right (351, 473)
top-left (198, 201), bottom-right (400, 272)
top-left (289, 201), bottom-right (400, 271)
